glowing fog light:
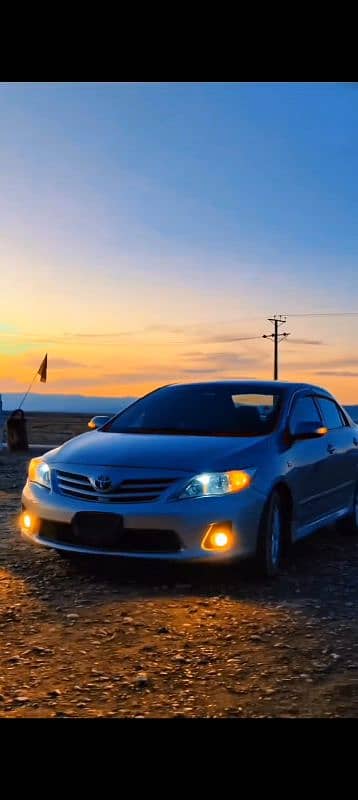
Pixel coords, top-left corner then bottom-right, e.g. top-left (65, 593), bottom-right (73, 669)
top-left (23, 513), bottom-right (33, 530)
top-left (212, 532), bottom-right (229, 549)
top-left (20, 512), bottom-right (39, 535)
top-left (202, 524), bottom-right (235, 552)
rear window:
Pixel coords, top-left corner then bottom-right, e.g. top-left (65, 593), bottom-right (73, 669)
top-left (232, 394), bottom-right (279, 426)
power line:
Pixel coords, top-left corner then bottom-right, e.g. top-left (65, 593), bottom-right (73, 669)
top-left (286, 312), bottom-right (358, 318)
top-left (215, 336), bottom-right (263, 342)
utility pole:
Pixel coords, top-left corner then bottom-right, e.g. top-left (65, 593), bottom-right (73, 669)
top-left (263, 316), bottom-right (290, 381)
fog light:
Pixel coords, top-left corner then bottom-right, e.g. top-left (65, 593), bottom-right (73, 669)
top-left (20, 512), bottom-right (39, 535)
top-left (202, 523), bottom-right (235, 552)
top-left (23, 513), bottom-right (32, 530)
top-left (212, 532), bottom-right (229, 549)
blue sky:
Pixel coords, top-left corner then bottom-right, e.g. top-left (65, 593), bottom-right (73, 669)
top-left (1, 82), bottom-right (358, 401)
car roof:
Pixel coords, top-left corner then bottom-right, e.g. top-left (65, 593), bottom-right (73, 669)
top-left (165, 380), bottom-right (332, 396)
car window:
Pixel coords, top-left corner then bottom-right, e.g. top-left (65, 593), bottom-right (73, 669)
top-left (105, 387), bottom-right (282, 437)
top-left (290, 396), bottom-right (322, 430)
top-left (317, 398), bottom-right (345, 430)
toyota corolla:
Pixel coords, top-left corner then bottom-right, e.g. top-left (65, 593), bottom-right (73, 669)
top-left (20, 381), bottom-right (358, 577)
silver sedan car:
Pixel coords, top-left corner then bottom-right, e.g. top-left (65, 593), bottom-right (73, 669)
top-left (20, 381), bottom-right (358, 577)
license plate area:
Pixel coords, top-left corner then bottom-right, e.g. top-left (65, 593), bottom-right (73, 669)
top-left (72, 512), bottom-right (123, 548)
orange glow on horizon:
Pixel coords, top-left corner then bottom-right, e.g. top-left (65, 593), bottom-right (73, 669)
top-left (1, 356), bottom-right (358, 406)
top-left (1, 320), bottom-right (358, 405)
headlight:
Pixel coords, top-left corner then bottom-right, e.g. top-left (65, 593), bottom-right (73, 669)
top-left (28, 458), bottom-right (51, 489)
top-left (178, 470), bottom-right (255, 500)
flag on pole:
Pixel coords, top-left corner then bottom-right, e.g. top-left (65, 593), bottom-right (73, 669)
top-left (38, 354), bottom-right (48, 384)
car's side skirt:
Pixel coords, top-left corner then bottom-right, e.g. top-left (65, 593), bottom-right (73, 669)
top-left (294, 506), bottom-right (351, 542)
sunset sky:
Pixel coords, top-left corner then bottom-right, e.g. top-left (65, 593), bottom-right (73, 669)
top-left (1, 82), bottom-right (358, 403)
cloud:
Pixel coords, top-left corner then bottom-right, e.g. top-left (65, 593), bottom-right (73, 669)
top-left (182, 350), bottom-right (265, 372)
top-left (203, 334), bottom-right (263, 344)
top-left (0, 324), bottom-right (18, 333)
top-left (36, 377), bottom-right (108, 389)
top-left (315, 371), bottom-right (358, 378)
top-left (96, 351), bottom-right (263, 386)
top-left (100, 372), bottom-right (169, 385)
top-left (90, 351), bottom-right (263, 385)
top-left (22, 355), bottom-right (86, 370)
top-left (48, 358), bottom-right (85, 369)
top-left (3, 323), bottom-right (264, 350)
top-left (179, 368), bottom-right (224, 376)
top-left (63, 332), bottom-right (133, 340)
top-left (183, 350), bottom-right (240, 361)
top-left (285, 356), bottom-right (358, 373)
top-left (100, 367), bottom-right (231, 384)
top-left (144, 324), bottom-right (187, 335)
top-left (0, 343), bottom-right (34, 356)
top-left (180, 368), bottom-right (257, 379)
top-left (288, 338), bottom-right (325, 346)
top-left (323, 358), bottom-right (358, 369)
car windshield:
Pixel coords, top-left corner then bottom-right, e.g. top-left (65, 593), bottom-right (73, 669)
top-left (104, 387), bottom-right (281, 437)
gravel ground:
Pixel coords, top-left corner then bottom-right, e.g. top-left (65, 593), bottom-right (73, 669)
top-left (1, 451), bottom-right (358, 718)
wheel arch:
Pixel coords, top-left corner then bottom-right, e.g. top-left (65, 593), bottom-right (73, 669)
top-left (273, 480), bottom-right (294, 549)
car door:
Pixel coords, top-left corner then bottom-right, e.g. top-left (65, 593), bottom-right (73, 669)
top-left (315, 396), bottom-right (357, 515)
top-left (287, 394), bottom-right (330, 531)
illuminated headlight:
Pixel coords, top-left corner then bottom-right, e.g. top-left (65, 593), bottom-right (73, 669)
top-left (178, 470), bottom-right (255, 500)
top-left (28, 458), bottom-right (51, 489)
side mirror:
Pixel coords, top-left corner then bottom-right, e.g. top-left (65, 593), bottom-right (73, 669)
top-left (290, 420), bottom-right (328, 441)
top-left (88, 416), bottom-right (110, 431)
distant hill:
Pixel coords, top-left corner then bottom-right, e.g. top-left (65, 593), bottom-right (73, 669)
top-left (1, 393), bottom-right (135, 415)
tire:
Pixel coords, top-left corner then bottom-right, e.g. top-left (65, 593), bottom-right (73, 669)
top-left (256, 490), bottom-right (285, 578)
top-left (340, 483), bottom-right (358, 536)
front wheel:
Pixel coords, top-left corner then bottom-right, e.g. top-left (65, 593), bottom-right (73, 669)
top-left (256, 491), bottom-right (284, 578)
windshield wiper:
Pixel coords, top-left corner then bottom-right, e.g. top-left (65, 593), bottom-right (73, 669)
top-left (114, 427), bottom-right (213, 436)
top-left (110, 427), bottom-right (266, 437)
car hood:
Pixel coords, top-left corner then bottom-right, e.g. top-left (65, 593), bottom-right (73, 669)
top-left (46, 431), bottom-right (268, 473)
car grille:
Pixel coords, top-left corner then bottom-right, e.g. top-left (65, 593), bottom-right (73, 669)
top-left (55, 470), bottom-right (177, 503)
top-left (39, 520), bottom-right (181, 554)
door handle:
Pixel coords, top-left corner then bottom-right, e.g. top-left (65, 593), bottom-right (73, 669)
top-left (327, 445), bottom-right (336, 455)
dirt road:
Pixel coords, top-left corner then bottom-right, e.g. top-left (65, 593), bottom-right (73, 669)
top-left (1, 451), bottom-right (358, 718)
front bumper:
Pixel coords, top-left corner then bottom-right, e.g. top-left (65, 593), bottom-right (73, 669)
top-left (21, 480), bottom-right (266, 562)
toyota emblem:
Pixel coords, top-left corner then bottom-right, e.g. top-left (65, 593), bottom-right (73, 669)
top-left (94, 475), bottom-right (112, 492)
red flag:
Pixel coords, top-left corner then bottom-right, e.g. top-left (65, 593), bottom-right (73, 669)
top-left (38, 354), bottom-right (48, 384)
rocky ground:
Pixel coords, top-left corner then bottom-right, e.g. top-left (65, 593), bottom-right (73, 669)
top-left (15, 411), bottom-right (90, 446)
top-left (1, 444), bottom-right (358, 717)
